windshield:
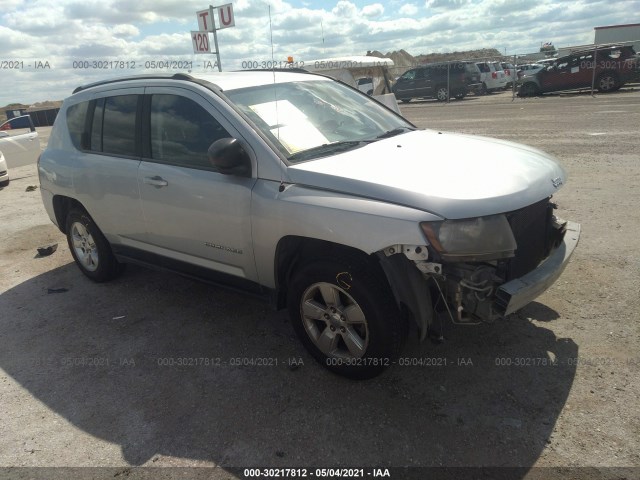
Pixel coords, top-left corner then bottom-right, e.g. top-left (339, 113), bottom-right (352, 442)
top-left (224, 80), bottom-right (413, 163)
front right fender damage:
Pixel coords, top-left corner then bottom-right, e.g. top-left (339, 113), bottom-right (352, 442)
top-left (376, 249), bottom-right (434, 341)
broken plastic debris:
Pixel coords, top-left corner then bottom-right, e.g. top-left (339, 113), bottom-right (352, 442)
top-left (37, 243), bottom-right (58, 256)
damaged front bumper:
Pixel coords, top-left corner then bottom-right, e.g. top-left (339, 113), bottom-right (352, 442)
top-left (494, 221), bottom-right (580, 316)
top-left (378, 220), bottom-right (581, 339)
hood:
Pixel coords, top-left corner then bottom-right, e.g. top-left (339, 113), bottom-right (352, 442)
top-left (287, 130), bottom-right (566, 219)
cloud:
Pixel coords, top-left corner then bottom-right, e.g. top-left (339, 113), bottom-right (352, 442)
top-left (2, 0), bottom-right (640, 104)
top-left (362, 3), bottom-right (384, 17)
top-left (425, 0), bottom-right (470, 10)
top-left (399, 3), bottom-right (419, 15)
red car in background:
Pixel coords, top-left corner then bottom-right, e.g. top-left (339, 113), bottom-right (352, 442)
top-left (518, 45), bottom-right (639, 96)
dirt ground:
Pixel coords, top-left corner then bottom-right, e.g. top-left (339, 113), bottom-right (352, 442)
top-left (0, 88), bottom-right (639, 480)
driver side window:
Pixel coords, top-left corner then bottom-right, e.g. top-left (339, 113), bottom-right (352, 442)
top-left (149, 94), bottom-right (230, 171)
top-left (402, 70), bottom-right (416, 80)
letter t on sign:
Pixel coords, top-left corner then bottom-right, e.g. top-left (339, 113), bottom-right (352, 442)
top-left (197, 9), bottom-right (214, 31)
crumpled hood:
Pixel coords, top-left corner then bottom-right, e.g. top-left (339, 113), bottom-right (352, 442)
top-left (287, 130), bottom-right (567, 219)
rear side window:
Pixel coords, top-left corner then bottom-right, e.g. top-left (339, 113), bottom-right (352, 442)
top-left (102, 95), bottom-right (138, 156)
top-left (149, 94), bottom-right (230, 170)
top-left (66, 102), bottom-right (89, 150)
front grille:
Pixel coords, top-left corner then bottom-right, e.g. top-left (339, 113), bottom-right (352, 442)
top-left (505, 198), bottom-right (553, 280)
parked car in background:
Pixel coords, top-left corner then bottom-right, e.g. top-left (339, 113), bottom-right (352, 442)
top-left (501, 62), bottom-right (516, 88)
top-left (38, 71), bottom-right (580, 379)
top-left (518, 45), bottom-right (639, 96)
top-left (356, 77), bottom-right (374, 95)
top-left (0, 151), bottom-right (9, 187)
top-left (393, 61), bottom-right (482, 102)
top-left (0, 115), bottom-right (41, 169)
top-left (475, 61), bottom-right (507, 93)
top-left (517, 63), bottom-right (545, 79)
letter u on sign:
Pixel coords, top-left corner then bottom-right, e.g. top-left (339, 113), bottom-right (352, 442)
top-left (217, 3), bottom-right (235, 29)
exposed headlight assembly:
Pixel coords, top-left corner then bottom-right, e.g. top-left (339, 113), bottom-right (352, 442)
top-left (421, 214), bottom-right (517, 262)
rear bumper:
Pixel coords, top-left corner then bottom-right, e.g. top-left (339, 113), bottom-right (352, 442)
top-left (494, 221), bottom-right (580, 316)
top-left (467, 82), bottom-right (483, 94)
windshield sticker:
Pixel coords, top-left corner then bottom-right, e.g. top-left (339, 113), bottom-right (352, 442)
top-left (249, 100), bottom-right (328, 154)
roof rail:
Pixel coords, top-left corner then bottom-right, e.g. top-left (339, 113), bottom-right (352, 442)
top-left (72, 73), bottom-right (195, 94)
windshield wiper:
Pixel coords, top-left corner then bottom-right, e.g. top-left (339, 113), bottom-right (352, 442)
top-left (287, 141), bottom-right (366, 161)
top-left (374, 127), bottom-right (416, 140)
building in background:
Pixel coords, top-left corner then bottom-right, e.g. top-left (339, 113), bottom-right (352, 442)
top-left (594, 23), bottom-right (640, 51)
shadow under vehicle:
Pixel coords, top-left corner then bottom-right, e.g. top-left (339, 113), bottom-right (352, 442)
top-left (0, 262), bottom-right (578, 474)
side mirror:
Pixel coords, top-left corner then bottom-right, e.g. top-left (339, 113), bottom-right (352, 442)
top-left (208, 138), bottom-right (251, 176)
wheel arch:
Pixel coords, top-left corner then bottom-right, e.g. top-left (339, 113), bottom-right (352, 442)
top-left (52, 195), bottom-right (87, 234)
top-left (273, 235), bottom-right (432, 339)
top-left (273, 236), bottom-right (384, 310)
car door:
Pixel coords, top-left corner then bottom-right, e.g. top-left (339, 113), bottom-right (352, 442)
top-left (540, 59), bottom-right (573, 91)
top-left (68, 90), bottom-right (147, 245)
top-left (137, 87), bottom-right (259, 283)
top-left (413, 68), bottom-right (431, 97)
top-left (394, 69), bottom-right (417, 97)
top-left (0, 116), bottom-right (40, 168)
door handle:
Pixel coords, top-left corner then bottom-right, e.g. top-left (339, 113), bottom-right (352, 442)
top-left (143, 176), bottom-right (168, 188)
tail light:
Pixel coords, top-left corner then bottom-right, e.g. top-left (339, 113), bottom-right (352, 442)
top-left (492, 72), bottom-right (497, 79)
top-left (505, 69), bottom-right (510, 76)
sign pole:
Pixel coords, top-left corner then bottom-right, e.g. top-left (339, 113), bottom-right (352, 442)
top-left (210, 5), bottom-right (222, 72)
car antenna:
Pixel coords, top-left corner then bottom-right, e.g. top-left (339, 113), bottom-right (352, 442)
top-left (268, 5), bottom-right (286, 193)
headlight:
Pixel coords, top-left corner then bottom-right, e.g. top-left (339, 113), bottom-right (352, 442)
top-left (421, 214), bottom-right (516, 262)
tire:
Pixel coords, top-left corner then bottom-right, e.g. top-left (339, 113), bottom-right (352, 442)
top-left (65, 208), bottom-right (125, 282)
top-left (287, 257), bottom-right (406, 379)
top-left (0, 179), bottom-right (8, 188)
top-left (454, 92), bottom-right (465, 100)
top-left (400, 98), bottom-right (411, 103)
top-left (597, 72), bottom-right (619, 92)
top-left (519, 82), bottom-right (539, 97)
top-left (435, 85), bottom-right (449, 101)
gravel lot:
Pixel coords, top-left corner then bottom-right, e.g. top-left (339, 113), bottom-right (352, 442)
top-left (0, 87), bottom-right (639, 480)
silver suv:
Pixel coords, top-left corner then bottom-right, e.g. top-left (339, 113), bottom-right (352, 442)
top-left (39, 72), bottom-right (580, 379)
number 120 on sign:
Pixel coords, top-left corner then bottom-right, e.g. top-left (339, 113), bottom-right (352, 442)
top-left (191, 31), bottom-right (210, 54)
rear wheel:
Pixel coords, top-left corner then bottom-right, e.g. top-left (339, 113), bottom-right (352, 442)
top-left (399, 98), bottom-right (411, 103)
top-left (65, 208), bottom-right (125, 282)
top-left (287, 257), bottom-right (406, 379)
top-left (597, 72), bottom-right (619, 92)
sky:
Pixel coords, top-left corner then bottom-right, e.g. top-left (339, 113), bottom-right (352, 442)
top-left (0, 0), bottom-right (638, 104)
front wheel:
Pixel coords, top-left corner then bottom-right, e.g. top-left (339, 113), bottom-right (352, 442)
top-left (519, 82), bottom-right (539, 97)
top-left (287, 258), bottom-right (406, 379)
top-left (65, 208), bottom-right (125, 282)
top-left (435, 85), bottom-right (449, 101)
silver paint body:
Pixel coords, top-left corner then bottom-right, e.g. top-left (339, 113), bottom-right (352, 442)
top-left (39, 72), bottom-right (575, 303)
